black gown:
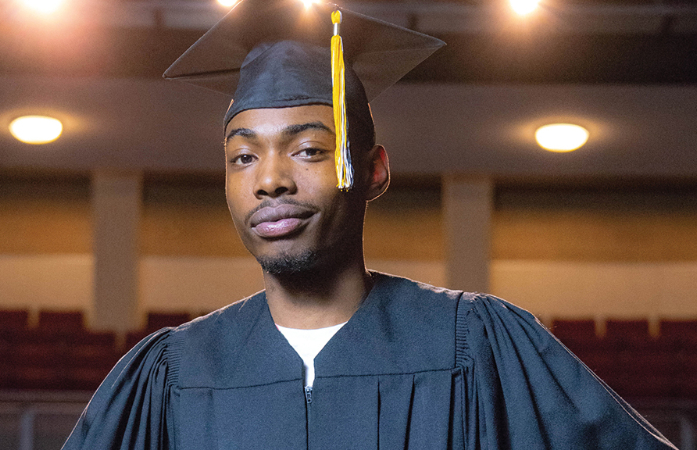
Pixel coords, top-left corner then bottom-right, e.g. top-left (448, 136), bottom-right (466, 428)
top-left (62, 273), bottom-right (676, 449)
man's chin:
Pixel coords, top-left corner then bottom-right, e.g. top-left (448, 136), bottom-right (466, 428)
top-left (256, 249), bottom-right (320, 276)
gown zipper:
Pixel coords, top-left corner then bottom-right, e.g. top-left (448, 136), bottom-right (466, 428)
top-left (304, 385), bottom-right (313, 404)
top-left (305, 385), bottom-right (313, 449)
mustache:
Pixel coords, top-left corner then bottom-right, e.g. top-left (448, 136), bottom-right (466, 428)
top-left (244, 198), bottom-right (319, 224)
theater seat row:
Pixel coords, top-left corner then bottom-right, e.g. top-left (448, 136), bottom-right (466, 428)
top-left (552, 319), bottom-right (697, 399)
top-left (0, 310), bottom-right (695, 398)
top-left (0, 310), bottom-right (194, 391)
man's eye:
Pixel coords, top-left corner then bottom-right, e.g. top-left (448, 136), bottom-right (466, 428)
top-left (296, 148), bottom-right (326, 158)
top-left (230, 154), bottom-right (256, 165)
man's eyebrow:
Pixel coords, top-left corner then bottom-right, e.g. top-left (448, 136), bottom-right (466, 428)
top-left (282, 122), bottom-right (333, 137)
top-left (226, 128), bottom-right (256, 142)
top-left (225, 122), bottom-right (333, 144)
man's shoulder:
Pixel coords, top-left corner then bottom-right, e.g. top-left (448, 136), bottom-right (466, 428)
top-left (370, 271), bottom-right (463, 303)
top-left (169, 290), bottom-right (267, 341)
top-left (377, 272), bottom-right (532, 320)
top-left (372, 273), bottom-right (547, 346)
top-left (363, 272), bottom-right (469, 341)
top-left (369, 271), bottom-right (486, 318)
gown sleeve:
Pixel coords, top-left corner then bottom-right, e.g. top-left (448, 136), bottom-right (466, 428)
top-left (459, 294), bottom-right (677, 450)
top-left (62, 328), bottom-right (178, 450)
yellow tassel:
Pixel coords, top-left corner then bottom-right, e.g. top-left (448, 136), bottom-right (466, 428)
top-left (331, 10), bottom-right (352, 190)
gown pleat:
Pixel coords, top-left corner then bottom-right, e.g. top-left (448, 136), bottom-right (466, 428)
top-left (61, 273), bottom-right (676, 450)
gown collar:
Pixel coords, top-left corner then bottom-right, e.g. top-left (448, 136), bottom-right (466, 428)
top-left (180, 272), bottom-right (457, 389)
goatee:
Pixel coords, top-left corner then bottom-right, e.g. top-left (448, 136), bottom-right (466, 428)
top-left (257, 249), bottom-right (320, 275)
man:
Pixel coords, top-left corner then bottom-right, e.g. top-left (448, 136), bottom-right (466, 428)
top-left (63, 0), bottom-right (676, 448)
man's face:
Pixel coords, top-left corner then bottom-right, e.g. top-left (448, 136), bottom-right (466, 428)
top-left (224, 105), bottom-right (367, 275)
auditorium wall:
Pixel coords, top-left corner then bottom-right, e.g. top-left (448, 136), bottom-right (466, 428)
top-left (1, 174), bottom-right (696, 329)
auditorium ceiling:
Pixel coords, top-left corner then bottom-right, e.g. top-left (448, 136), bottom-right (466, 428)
top-left (1, 0), bottom-right (696, 177)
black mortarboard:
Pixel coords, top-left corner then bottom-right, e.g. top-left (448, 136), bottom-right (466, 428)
top-left (164, 0), bottom-right (444, 189)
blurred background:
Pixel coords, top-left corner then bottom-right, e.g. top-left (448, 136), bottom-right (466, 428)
top-left (1, 0), bottom-right (697, 448)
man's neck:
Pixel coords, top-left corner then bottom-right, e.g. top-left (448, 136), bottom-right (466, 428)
top-left (264, 260), bottom-right (373, 329)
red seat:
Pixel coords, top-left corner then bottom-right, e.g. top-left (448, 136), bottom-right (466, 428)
top-left (676, 352), bottom-right (697, 400)
top-left (9, 331), bottom-right (64, 364)
top-left (604, 371), bottom-right (677, 399)
top-left (5, 332), bottom-right (66, 390)
top-left (552, 319), bottom-right (617, 378)
top-left (38, 311), bottom-right (85, 334)
top-left (660, 320), bottom-right (697, 337)
top-left (8, 331), bottom-right (119, 391)
top-left (552, 319), bottom-right (596, 342)
top-left (660, 320), bottom-right (697, 348)
top-left (551, 319), bottom-right (604, 363)
top-left (125, 331), bottom-right (150, 352)
top-left (601, 320), bottom-right (686, 399)
top-left (65, 331), bottom-right (119, 368)
top-left (10, 365), bottom-right (64, 390)
top-left (0, 310), bottom-right (29, 332)
top-left (64, 366), bottom-right (113, 391)
top-left (606, 319), bottom-right (649, 339)
top-left (59, 330), bottom-right (115, 347)
top-left (64, 334), bottom-right (120, 390)
top-left (145, 312), bottom-right (190, 333)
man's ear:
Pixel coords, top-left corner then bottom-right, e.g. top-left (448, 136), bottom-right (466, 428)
top-left (365, 145), bottom-right (390, 201)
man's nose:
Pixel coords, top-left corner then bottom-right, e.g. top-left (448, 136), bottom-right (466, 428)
top-left (254, 154), bottom-right (297, 198)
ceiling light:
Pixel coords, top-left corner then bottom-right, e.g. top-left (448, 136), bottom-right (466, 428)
top-left (510, 0), bottom-right (540, 15)
top-left (217, 0), bottom-right (237, 7)
top-left (22, 0), bottom-right (64, 14)
top-left (535, 123), bottom-right (589, 152)
top-left (301, 0), bottom-right (318, 8)
top-left (9, 116), bottom-right (64, 145)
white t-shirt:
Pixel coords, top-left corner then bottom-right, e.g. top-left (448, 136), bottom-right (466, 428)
top-left (276, 322), bottom-right (347, 388)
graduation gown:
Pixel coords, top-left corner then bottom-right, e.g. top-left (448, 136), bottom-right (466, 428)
top-left (62, 273), bottom-right (676, 449)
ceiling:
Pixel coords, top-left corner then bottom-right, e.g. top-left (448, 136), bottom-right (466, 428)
top-left (1, 0), bottom-right (696, 179)
top-left (2, 0), bottom-right (696, 83)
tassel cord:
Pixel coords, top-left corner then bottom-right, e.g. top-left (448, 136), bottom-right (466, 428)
top-left (331, 10), bottom-right (353, 190)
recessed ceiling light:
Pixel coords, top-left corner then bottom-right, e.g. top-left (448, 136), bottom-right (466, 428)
top-left (217, 0), bottom-right (237, 7)
top-left (535, 123), bottom-right (589, 152)
top-left (9, 115), bottom-right (64, 145)
top-left (22, 0), bottom-right (63, 14)
top-left (510, 0), bottom-right (540, 15)
top-left (301, 0), bottom-right (319, 8)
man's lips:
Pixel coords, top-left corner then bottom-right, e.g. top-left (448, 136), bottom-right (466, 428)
top-left (249, 204), bottom-right (315, 238)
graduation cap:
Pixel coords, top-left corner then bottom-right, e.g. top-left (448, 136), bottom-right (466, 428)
top-left (164, 0), bottom-right (444, 190)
